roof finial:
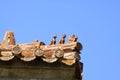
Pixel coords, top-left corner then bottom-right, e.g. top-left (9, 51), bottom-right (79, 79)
top-left (58, 34), bottom-right (66, 44)
top-left (68, 34), bottom-right (78, 43)
top-left (50, 35), bottom-right (57, 45)
top-left (2, 31), bottom-right (16, 45)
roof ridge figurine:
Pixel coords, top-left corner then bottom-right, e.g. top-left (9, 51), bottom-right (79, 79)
top-left (58, 34), bottom-right (66, 44)
top-left (50, 35), bottom-right (57, 45)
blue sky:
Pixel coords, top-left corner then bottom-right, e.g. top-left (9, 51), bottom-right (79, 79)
top-left (0, 0), bottom-right (120, 80)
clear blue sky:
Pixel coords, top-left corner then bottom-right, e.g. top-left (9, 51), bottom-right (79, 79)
top-left (0, 0), bottom-right (120, 80)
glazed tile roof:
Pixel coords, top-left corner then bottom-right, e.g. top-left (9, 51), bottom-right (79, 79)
top-left (0, 31), bottom-right (82, 66)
